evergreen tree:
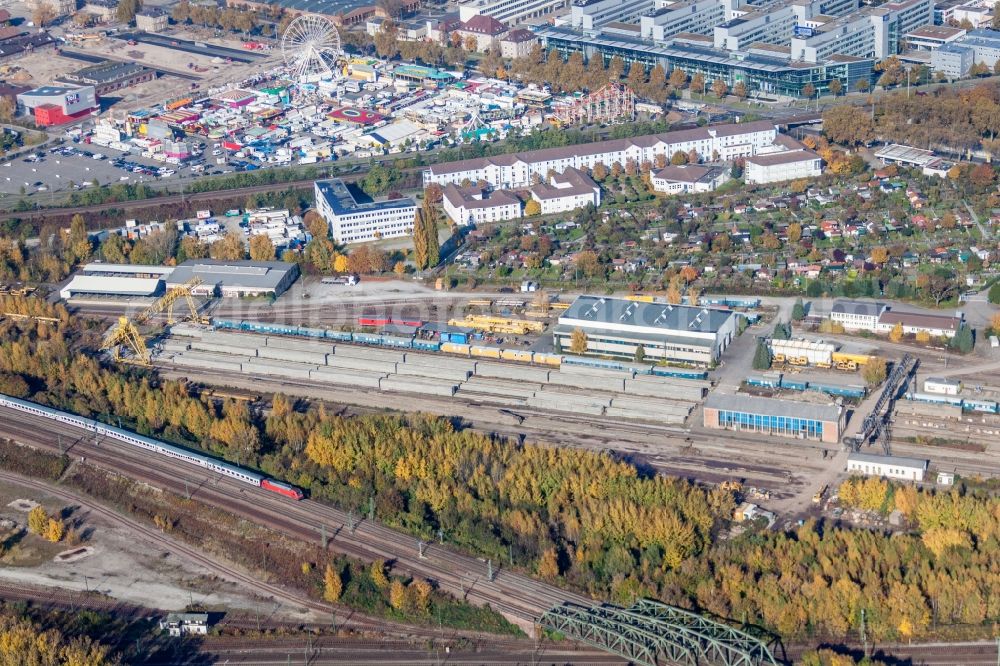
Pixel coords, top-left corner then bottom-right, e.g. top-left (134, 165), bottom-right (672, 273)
top-left (752, 340), bottom-right (772, 370)
top-left (634, 344), bottom-right (646, 363)
top-left (791, 298), bottom-right (806, 321)
top-left (772, 321), bottom-right (791, 340)
top-left (950, 324), bottom-right (974, 353)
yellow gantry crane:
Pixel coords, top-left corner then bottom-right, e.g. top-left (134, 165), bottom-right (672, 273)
top-left (101, 277), bottom-right (206, 366)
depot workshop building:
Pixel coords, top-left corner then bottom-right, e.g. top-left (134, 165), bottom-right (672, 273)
top-left (553, 296), bottom-right (737, 365)
top-left (60, 260), bottom-right (298, 301)
top-left (703, 393), bottom-right (843, 443)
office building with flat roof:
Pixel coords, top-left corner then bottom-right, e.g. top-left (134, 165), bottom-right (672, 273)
top-left (704, 393), bottom-right (843, 442)
top-left (554, 295), bottom-right (738, 364)
top-left (314, 178), bottom-right (417, 244)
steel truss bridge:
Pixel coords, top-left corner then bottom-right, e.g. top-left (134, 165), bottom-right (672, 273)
top-left (540, 599), bottom-right (782, 666)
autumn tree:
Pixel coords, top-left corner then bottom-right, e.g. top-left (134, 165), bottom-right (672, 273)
top-left (570, 327), bottom-right (588, 354)
top-left (45, 517), bottom-right (65, 543)
top-left (733, 81), bottom-right (747, 99)
top-left (210, 231), bottom-right (246, 261)
top-left (389, 579), bottom-right (408, 610)
top-left (370, 559), bottom-right (389, 589)
top-left (871, 246), bottom-right (889, 264)
top-left (525, 199), bottom-right (541, 216)
top-left (324, 564), bottom-right (343, 602)
top-left (27, 506), bottom-right (48, 535)
top-left (32, 2), bottom-right (57, 26)
top-left (248, 234), bottom-right (275, 261)
top-left (828, 79), bottom-right (843, 96)
top-left (670, 151), bottom-right (688, 165)
top-left (823, 105), bottom-right (876, 146)
top-left (537, 547), bottom-right (560, 578)
top-left (574, 250), bottom-right (601, 277)
top-left (669, 68), bottom-right (687, 89)
top-left (115, 0), bottom-right (141, 23)
top-left (711, 79), bottom-right (728, 98)
top-left (863, 356), bottom-right (887, 386)
top-left (887, 322), bottom-right (904, 343)
top-left (666, 275), bottom-right (683, 304)
top-left (690, 73), bottom-right (705, 94)
top-left (409, 578), bottom-right (432, 614)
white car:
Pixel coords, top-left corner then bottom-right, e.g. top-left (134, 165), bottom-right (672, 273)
top-left (92, 153), bottom-right (105, 160)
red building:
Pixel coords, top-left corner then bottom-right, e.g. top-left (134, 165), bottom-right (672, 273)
top-left (16, 85), bottom-right (97, 126)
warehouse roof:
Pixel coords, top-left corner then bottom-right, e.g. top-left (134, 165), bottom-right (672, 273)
top-left (552, 323), bottom-right (716, 348)
top-left (831, 299), bottom-right (887, 318)
top-left (60, 275), bottom-right (162, 298)
top-left (745, 149), bottom-right (819, 167)
top-left (878, 310), bottom-right (961, 332)
top-left (82, 262), bottom-right (175, 276)
top-left (559, 295), bottom-right (733, 334)
top-left (705, 393), bottom-right (841, 422)
top-left (167, 259), bottom-right (296, 291)
top-left (848, 452), bottom-right (927, 470)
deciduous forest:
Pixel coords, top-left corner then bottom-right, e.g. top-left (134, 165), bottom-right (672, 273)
top-left (0, 296), bottom-right (997, 645)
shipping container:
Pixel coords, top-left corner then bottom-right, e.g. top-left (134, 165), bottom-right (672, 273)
top-left (441, 342), bottom-right (471, 356)
top-left (470, 345), bottom-right (502, 359)
top-left (500, 349), bottom-right (534, 363)
top-left (779, 378), bottom-right (809, 391)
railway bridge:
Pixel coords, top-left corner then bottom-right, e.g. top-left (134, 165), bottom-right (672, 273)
top-left (540, 599), bottom-right (782, 666)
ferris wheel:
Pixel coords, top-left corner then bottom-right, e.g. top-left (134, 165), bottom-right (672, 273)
top-left (281, 14), bottom-right (342, 80)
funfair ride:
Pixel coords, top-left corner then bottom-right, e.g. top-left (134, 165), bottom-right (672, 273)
top-left (281, 14), bottom-right (342, 81)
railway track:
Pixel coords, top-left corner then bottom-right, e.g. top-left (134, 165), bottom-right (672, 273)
top-left (162, 364), bottom-right (828, 494)
top-left (0, 409), bottom-right (589, 628)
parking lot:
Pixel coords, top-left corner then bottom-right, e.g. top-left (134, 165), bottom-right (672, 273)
top-left (0, 141), bottom-right (244, 199)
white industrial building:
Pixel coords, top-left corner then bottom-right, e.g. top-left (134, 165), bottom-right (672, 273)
top-left (745, 149), bottom-right (822, 184)
top-left (554, 295), bottom-right (737, 365)
top-left (651, 165), bottom-right (729, 194)
top-left (847, 452), bottom-right (927, 482)
top-left (424, 120), bottom-right (778, 190)
top-left (528, 167), bottom-right (601, 214)
top-left (314, 178), bottom-right (418, 244)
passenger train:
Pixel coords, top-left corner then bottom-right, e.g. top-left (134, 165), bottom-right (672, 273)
top-left (0, 393), bottom-right (304, 500)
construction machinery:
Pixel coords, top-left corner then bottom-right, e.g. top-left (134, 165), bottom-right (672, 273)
top-left (2, 312), bottom-right (60, 324)
top-left (448, 314), bottom-right (545, 336)
top-left (832, 352), bottom-right (874, 371)
top-left (101, 277), bottom-right (206, 365)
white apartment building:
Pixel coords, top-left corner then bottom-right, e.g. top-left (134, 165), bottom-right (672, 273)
top-left (442, 185), bottom-right (522, 225)
top-left (459, 0), bottom-right (567, 25)
top-left (568, 0), bottom-right (655, 32)
top-left (744, 149), bottom-right (822, 184)
top-left (529, 167), bottom-right (600, 214)
top-left (314, 179), bottom-right (417, 244)
top-left (424, 120), bottom-right (778, 189)
top-left (829, 300), bottom-right (888, 330)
